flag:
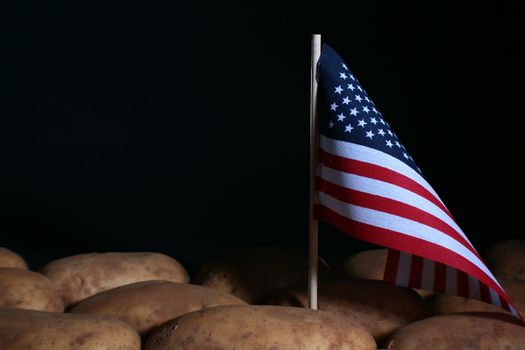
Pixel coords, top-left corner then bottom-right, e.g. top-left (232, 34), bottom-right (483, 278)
top-left (315, 44), bottom-right (520, 318)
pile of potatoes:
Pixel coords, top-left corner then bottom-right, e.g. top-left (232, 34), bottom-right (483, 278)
top-left (1, 242), bottom-right (525, 349)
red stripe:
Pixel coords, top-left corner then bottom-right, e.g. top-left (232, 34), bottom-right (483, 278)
top-left (319, 149), bottom-right (454, 219)
top-left (500, 297), bottom-right (510, 312)
top-left (408, 255), bottom-right (424, 289)
top-left (316, 205), bottom-right (512, 305)
top-left (433, 262), bottom-right (446, 293)
top-left (457, 270), bottom-right (469, 298)
top-left (384, 249), bottom-right (400, 283)
top-left (317, 178), bottom-right (481, 260)
top-left (479, 283), bottom-right (491, 303)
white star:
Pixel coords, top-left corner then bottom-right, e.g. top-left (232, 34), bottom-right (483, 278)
top-left (387, 130), bottom-right (393, 136)
top-left (365, 130), bottom-right (375, 139)
top-left (337, 113), bottom-right (346, 121)
top-left (330, 102), bottom-right (338, 111)
top-left (395, 141), bottom-right (401, 147)
top-left (363, 106), bottom-right (370, 113)
top-left (345, 123), bottom-right (353, 133)
top-left (370, 117), bottom-right (377, 124)
top-left (342, 63), bottom-right (348, 70)
top-left (334, 85), bottom-right (343, 94)
top-left (372, 107), bottom-right (378, 113)
top-left (357, 119), bottom-right (367, 127)
top-left (342, 96), bottom-right (351, 105)
top-left (328, 120), bottom-right (334, 128)
top-left (347, 84), bottom-right (355, 91)
top-left (357, 85), bottom-right (363, 91)
top-left (403, 152), bottom-right (409, 159)
top-left (349, 74), bottom-right (356, 80)
top-left (385, 140), bottom-right (393, 148)
top-left (340, 72), bottom-right (348, 80)
top-left (378, 129), bottom-right (386, 136)
top-left (349, 108), bottom-right (358, 116)
top-left (355, 95), bottom-right (363, 102)
top-left (379, 118), bottom-right (385, 124)
top-left (364, 96), bottom-right (370, 103)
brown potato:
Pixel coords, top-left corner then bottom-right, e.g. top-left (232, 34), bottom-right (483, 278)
top-left (266, 278), bottom-right (428, 343)
top-left (194, 246), bottom-right (329, 303)
top-left (0, 268), bottom-right (64, 312)
top-left (0, 308), bottom-right (140, 349)
top-left (0, 248), bottom-right (28, 270)
top-left (39, 252), bottom-right (189, 307)
top-left (485, 240), bottom-right (525, 280)
top-left (145, 305), bottom-right (376, 350)
top-left (340, 249), bottom-right (434, 299)
top-left (385, 312), bottom-right (525, 349)
top-left (425, 293), bottom-right (510, 316)
top-left (340, 249), bottom-right (387, 280)
top-left (70, 280), bottom-right (247, 335)
top-left (499, 277), bottom-right (525, 314)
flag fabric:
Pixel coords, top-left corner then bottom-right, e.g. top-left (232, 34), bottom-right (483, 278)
top-left (315, 44), bottom-right (520, 318)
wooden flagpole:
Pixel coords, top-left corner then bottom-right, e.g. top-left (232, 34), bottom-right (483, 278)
top-left (308, 34), bottom-right (321, 310)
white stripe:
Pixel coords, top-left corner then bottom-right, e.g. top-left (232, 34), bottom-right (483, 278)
top-left (319, 164), bottom-right (472, 246)
top-left (420, 259), bottom-right (435, 291)
top-left (318, 192), bottom-right (500, 287)
top-left (468, 275), bottom-right (481, 300)
top-left (509, 304), bottom-right (519, 317)
top-left (395, 252), bottom-right (412, 286)
top-left (489, 288), bottom-right (502, 308)
top-left (446, 266), bottom-right (457, 295)
top-left (320, 135), bottom-right (444, 205)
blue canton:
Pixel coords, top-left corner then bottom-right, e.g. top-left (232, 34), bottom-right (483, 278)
top-left (318, 44), bottom-right (421, 173)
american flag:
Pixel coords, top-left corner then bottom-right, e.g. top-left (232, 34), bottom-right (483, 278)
top-left (315, 44), bottom-right (520, 318)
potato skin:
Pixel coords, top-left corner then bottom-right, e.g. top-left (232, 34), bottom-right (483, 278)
top-left (0, 308), bottom-right (140, 349)
top-left (39, 252), bottom-right (189, 307)
top-left (340, 249), bottom-right (434, 299)
top-left (340, 249), bottom-right (387, 281)
top-left (499, 277), bottom-right (525, 314)
top-left (385, 312), bottom-right (525, 349)
top-left (145, 305), bottom-right (376, 350)
top-left (0, 248), bottom-right (28, 270)
top-left (426, 293), bottom-right (510, 316)
top-left (0, 268), bottom-right (64, 312)
top-left (485, 240), bottom-right (525, 280)
top-left (194, 246), bottom-right (328, 304)
top-left (70, 280), bottom-right (247, 335)
top-left (267, 278), bottom-right (428, 343)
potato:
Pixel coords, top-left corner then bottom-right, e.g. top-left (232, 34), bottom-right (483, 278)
top-left (485, 240), bottom-right (525, 280)
top-left (425, 293), bottom-right (510, 315)
top-left (341, 249), bottom-right (387, 280)
top-left (266, 278), bottom-right (428, 343)
top-left (0, 308), bottom-right (140, 349)
top-left (39, 252), bottom-right (189, 307)
top-left (0, 248), bottom-right (28, 270)
top-left (0, 268), bottom-right (64, 312)
top-left (385, 312), bottom-right (525, 349)
top-left (145, 305), bottom-right (376, 350)
top-left (70, 280), bottom-right (247, 335)
top-left (499, 277), bottom-right (525, 314)
top-left (340, 249), bottom-right (434, 299)
top-left (194, 246), bottom-right (328, 304)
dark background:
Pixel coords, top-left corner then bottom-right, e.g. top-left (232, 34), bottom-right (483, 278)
top-left (2, 1), bottom-right (523, 272)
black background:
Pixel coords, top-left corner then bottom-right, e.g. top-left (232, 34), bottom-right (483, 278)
top-left (2, 1), bottom-right (523, 272)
